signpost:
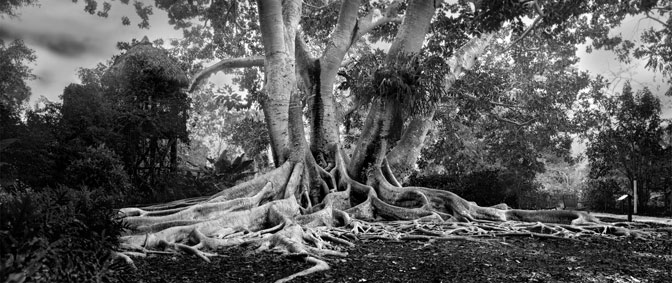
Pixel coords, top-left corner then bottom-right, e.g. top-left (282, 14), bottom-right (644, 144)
top-left (617, 194), bottom-right (632, 222)
top-left (633, 180), bottom-right (638, 214)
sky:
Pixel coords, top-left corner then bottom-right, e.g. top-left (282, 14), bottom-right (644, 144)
top-left (1, 1), bottom-right (671, 119)
top-left (0, 1), bottom-right (182, 102)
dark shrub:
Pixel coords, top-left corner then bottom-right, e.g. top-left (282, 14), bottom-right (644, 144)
top-left (64, 144), bottom-right (131, 197)
top-left (133, 172), bottom-right (218, 205)
top-left (0, 184), bottom-right (126, 282)
top-left (582, 179), bottom-right (624, 213)
top-left (408, 170), bottom-right (519, 207)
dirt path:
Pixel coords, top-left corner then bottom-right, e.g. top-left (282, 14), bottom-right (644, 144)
top-left (593, 212), bottom-right (672, 225)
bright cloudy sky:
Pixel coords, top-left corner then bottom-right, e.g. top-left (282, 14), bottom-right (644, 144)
top-left (1, 1), bottom-right (671, 119)
top-left (0, 1), bottom-right (182, 102)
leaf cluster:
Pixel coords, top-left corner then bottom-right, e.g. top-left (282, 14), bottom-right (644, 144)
top-left (408, 170), bottom-right (523, 208)
top-left (0, 39), bottom-right (36, 114)
top-left (583, 83), bottom-right (670, 183)
top-left (341, 50), bottom-right (447, 117)
top-left (0, 0), bottom-right (37, 18)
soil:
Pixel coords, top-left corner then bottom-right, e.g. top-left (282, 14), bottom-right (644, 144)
top-left (121, 218), bottom-right (672, 283)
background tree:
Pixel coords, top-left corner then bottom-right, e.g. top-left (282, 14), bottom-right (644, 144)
top-left (0, 39), bottom-right (35, 113)
top-left (412, 29), bottom-right (592, 208)
top-left (0, 37), bottom-right (42, 187)
top-left (578, 82), bottom-right (671, 214)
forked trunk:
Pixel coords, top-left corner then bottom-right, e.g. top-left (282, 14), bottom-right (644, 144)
top-left (349, 0), bottom-right (436, 176)
top-left (258, 0), bottom-right (297, 165)
top-left (310, 0), bottom-right (362, 164)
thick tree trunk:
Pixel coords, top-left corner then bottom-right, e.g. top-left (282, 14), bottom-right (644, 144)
top-left (349, 0), bottom-right (436, 176)
top-left (258, 0), bottom-right (296, 166)
top-left (386, 110), bottom-right (434, 183)
top-left (385, 33), bottom-right (495, 179)
top-left (310, 0), bottom-right (361, 163)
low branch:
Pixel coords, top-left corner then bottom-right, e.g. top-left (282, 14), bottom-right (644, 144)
top-left (645, 11), bottom-right (671, 29)
top-left (189, 56), bottom-right (265, 92)
top-left (303, 0), bottom-right (333, 10)
top-left (462, 93), bottom-right (523, 109)
top-left (507, 1), bottom-right (545, 50)
top-left (355, 0), bottom-right (403, 39)
top-left (356, 16), bottom-right (403, 39)
top-left (507, 15), bottom-right (542, 49)
top-left (490, 101), bottom-right (523, 108)
top-left (496, 116), bottom-right (536, 127)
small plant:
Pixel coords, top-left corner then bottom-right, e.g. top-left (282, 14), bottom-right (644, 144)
top-left (206, 150), bottom-right (255, 187)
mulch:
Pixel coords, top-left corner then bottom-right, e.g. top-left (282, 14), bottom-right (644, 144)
top-left (121, 219), bottom-right (672, 283)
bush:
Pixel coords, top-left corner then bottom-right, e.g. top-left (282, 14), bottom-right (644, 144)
top-left (408, 170), bottom-right (519, 207)
top-left (582, 179), bottom-right (624, 213)
top-left (132, 172), bottom-right (219, 205)
top-left (63, 144), bottom-right (131, 197)
top-left (0, 184), bottom-right (126, 283)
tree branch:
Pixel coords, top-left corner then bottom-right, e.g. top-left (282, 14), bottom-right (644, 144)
top-left (303, 0), bottom-right (333, 10)
top-left (645, 11), bottom-right (670, 29)
top-left (189, 56), bottom-right (265, 92)
top-left (490, 101), bottom-right (523, 108)
top-left (332, 0), bottom-right (361, 46)
top-left (445, 33), bottom-right (495, 87)
top-left (496, 116), bottom-right (536, 127)
top-left (507, 0), bottom-right (545, 50)
top-left (461, 93), bottom-right (523, 109)
top-left (355, 0), bottom-right (403, 39)
top-left (296, 32), bottom-right (318, 100)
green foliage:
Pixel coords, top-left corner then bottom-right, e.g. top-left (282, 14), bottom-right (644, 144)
top-left (207, 151), bottom-right (255, 188)
top-left (0, 0), bottom-right (38, 17)
top-left (60, 83), bottom-right (117, 146)
top-left (579, 83), bottom-right (672, 213)
top-left (408, 170), bottom-right (521, 207)
top-left (103, 41), bottom-right (190, 145)
top-left (64, 144), bottom-right (132, 196)
top-left (140, 172), bottom-right (219, 204)
top-left (0, 39), bottom-right (36, 114)
top-left (66, 40), bottom-right (192, 193)
top-left (341, 50), bottom-right (447, 117)
top-left (582, 178), bottom-right (626, 213)
top-left (0, 101), bottom-right (61, 189)
top-left (229, 117), bottom-right (269, 158)
top-left (419, 29), bottom-right (589, 180)
top-left (0, 184), bottom-right (126, 283)
top-left (188, 79), bottom-right (270, 171)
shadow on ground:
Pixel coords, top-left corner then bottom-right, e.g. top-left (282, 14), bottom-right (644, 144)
top-left (122, 218), bottom-right (672, 283)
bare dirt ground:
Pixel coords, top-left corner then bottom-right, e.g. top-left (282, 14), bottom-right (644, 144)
top-left (592, 213), bottom-right (672, 225)
top-left (121, 217), bottom-right (672, 283)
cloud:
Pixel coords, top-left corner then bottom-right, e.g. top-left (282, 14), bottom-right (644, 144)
top-left (0, 25), bottom-right (97, 57)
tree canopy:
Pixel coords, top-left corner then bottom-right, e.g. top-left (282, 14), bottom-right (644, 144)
top-left (578, 82), bottom-right (671, 212)
top-left (0, 39), bottom-right (35, 113)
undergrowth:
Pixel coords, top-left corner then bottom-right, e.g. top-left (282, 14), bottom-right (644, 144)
top-left (0, 184), bottom-right (127, 283)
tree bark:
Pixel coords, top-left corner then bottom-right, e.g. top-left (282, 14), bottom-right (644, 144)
top-left (385, 110), bottom-right (434, 183)
top-left (311, 0), bottom-right (362, 162)
top-left (257, 0), bottom-right (297, 165)
top-left (385, 33), bottom-right (495, 180)
top-left (348, 0), bottom-right (437, 176)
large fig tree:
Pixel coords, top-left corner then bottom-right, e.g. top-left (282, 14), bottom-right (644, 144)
top-left (70, 0), bottom-right (672, 281)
